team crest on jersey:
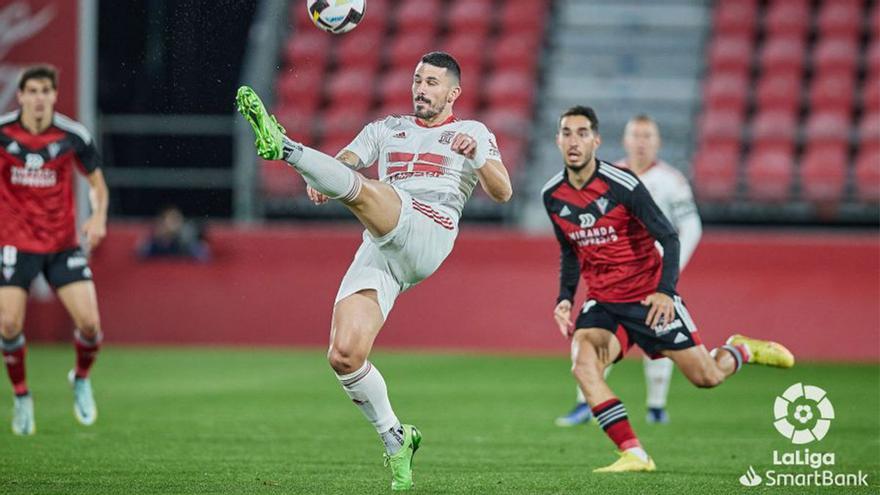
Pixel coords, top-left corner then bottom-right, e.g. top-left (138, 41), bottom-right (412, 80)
top-left (596, 197), bottom-right (609, 214)
top-left (438, 130), bottom-right (455, 145)
top-left (579, 213), bottom-right (596, 228)
top-left (25, 153), bottom-right (44, 169)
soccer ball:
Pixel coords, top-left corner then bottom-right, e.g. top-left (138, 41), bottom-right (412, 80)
top-left (306, 0), bottom-right (366, 34)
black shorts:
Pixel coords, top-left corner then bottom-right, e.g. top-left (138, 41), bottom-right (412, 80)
top-left (574, 295), bottom-right (703, 359)
top-left (0, 246), bottom-right (93, 290)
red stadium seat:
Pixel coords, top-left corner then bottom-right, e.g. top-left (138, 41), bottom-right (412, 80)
top-left (335, 31), bottom-right (384, 70)
top-left (745, 145), bottom-right (795, 201)
top-left (817, 2), bottom-right (862, 39)
top-left (708, 35), bottom-right (753, 75)
top-left (804, 111), bottom-right (852, 146)
top-left (698, 108), bottom-right (745, 147)
top-left (379, 68), bottom-right (415, 108)
top-left (809, 73), bottom-right (855, 113)
top-left (275, 69), bottom-right (324, 112)
top-left (490, 35), bottom-right (541, 72)
top-left (863, 73), bottom-right (880, 110)
top-left (813, 37), bottom-right (859, 75)
top-left (395, 0), bottom-right (442, 35)
top-left (859, 112), bottom-right (880, 148)
top-left (764, 0), bottom-right (811, 37)
top-left (446, 0), bottom-right (495, 36)
top-left (441, 34), bottom-right (489, 75)
top-left (484, 71), bottom-right (535, 113)
top-left (482, 109), bottom-right (531, 140)
top-left (319, 104), bottom-right (369, 142)
top-left (868, 39), bottom-right (880, 77)
top-left (692, 144), bottom-right (740, 201)
top-left (285, 31), bottom-right (332, 72)
top-left (755, 73), bottom-right (802, 113)
top-left (751, 111), bottom-right (798, 148)
top-left (712, 0), bottom-right (758, 36)
top-left (350, 0), bottom-right (389, 36)
top-left (261, 161), bottom-right (305, 197)
top-left (704, 72), bottom-right (749, 112)
top-left (326, 69), bottom-right (376, 108)
top-left (760, 36), bottom-right (806, 75)
top-left (499, 0), bottom-right (548, 32)
top-left (854, 145), bottom-right (880, 202)
top-left (800, 144), bottom-right (848, 202)
top-left (386, 32), bottom-right (436, 69)
top-left (274, 106), bottom-right (319, 145)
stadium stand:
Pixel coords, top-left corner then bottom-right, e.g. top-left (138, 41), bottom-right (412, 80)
top-left (265, 0), bottom-right (550, 216)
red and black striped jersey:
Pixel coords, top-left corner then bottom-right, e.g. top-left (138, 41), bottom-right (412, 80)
top-left (0, 111), bottom-right (100, 253)
top-left (542, 160), bottom-right (680, 304)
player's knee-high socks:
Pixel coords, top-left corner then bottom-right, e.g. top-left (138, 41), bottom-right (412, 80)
top-left (712, 343), bottom-right (750, 375)
top-left (1, 334), bottom-right (28, 396)
top-left (592, 397), bottom-right (649, 460)
top-left (335, 361), bottom-right (404, 454)
top-left (281, 137), bottom-right (362, 202)
top-left (73, 330), bottom-right (102, 379)
top-left (644, 356), bottom-right (674, 409)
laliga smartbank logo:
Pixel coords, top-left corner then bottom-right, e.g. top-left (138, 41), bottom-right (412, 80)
top-left (738, 383), bottom-right (869, 488)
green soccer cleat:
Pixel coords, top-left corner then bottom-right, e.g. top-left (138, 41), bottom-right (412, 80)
top-left (235, 85), bottom-right (286, 160)
top-left (383, 424), bottom-right (422, 491)
top-left (11, 393), bottom-right (35, 436)
top-left (727, 334), bottom-right (795, 368)
top-left (68, 369), bottom-right (97, 426)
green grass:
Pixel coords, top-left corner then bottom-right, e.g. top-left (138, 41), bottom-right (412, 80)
top-left (0, 346), bottom-right (878, 494)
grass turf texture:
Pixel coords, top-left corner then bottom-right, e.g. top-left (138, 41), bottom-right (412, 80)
top-left (1, 346), bottom-right (877, 494)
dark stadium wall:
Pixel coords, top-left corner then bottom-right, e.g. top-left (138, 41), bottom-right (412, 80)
top-left (27, 225), bottom-right (879, 361)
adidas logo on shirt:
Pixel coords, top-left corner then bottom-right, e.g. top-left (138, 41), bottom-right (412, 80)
top-left (560, 205), bottom-right (571, 217)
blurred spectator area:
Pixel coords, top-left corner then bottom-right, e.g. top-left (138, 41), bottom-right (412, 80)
top-left (695, 0), bottom-right (879, 223)
top-left (262, 0), bottom-right (551, 220)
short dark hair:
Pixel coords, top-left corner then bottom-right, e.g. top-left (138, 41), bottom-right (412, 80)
top-left (18, 65), bottom-right (58, 91)
top-left (420, 51), bottom-right (461, 83)
top-left (559, 105), bottom-right (599, 133)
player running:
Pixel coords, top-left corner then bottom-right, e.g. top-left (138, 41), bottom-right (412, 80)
top-left (0, 65), bottom-right (108, 435)
top-left (236, 52), bottom-right (511, 490)
top-left (543, 106), bottom-right (793, 472)
top-left (556, 114), bottom-right (702, 426)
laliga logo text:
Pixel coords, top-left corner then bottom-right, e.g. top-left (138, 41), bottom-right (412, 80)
top-left (739, 383), bottom-right (868, 488)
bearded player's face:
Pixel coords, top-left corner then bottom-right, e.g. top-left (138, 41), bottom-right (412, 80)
top-left (18, 78), bottom-right (57, 122)
top-left (412, 63), bottom-right (459, 120)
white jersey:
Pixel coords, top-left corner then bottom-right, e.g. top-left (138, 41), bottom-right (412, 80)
top-left (344, 114), bottom-right (501, 223)
top-left (616, 159), bottom-right (703, 269)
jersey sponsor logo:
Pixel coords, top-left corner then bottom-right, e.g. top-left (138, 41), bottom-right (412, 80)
top-left (11, 166), bottom-right (56, 187)
top-left (579, 213), bottom-right (596, 228)
top-left (568, 225), bottom-right (619, 246)
top-left (596, 197), bottom-right (609, 214)
top-left (559, 205), bottom-right (571, 217)
top-left (438, 130), bottom-right (455, 145)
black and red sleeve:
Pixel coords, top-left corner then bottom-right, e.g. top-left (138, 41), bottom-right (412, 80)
top-left (543, 188), bottom-right (580, 304)
top-left (621, 179), bottom-right (681, 296)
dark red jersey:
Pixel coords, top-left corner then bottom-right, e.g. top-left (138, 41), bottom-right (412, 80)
top-left (542, 160), bottom-right (680, 303)
top-left (0, 111), bottom-right (100, 253)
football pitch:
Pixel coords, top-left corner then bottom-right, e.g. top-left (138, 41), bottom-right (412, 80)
top-left (1, 346), bottom-right (877, 494)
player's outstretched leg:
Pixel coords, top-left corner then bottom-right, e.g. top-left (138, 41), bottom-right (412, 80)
top-left (235, 85), bottom-right (363, 203)
top-left (571, 329), bottom-right (655, 473)
top-left (726, 334), bottom-right (794, 368)
top-left (330, 290), bottom-right (419, 490)
top-left (643, 356), bottom-right (673, 424)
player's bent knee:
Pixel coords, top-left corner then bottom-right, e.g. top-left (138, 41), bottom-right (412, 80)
top-left (327, 346), bottom-right (366, 375)
top-left (77, 319), bottom-right (101, 338)
top-left (690, 369), bottom-right (724, 389)
top-left (0, 315), bottom-right (22, 339)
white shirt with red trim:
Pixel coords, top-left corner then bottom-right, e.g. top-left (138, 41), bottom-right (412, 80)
top-left (344, 114), bottom-right (501, 223)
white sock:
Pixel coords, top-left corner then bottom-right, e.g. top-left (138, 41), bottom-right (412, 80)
top-left (336, 361), bottom-right (400, 441)
top-left (282, 137), bottom-right (362, 202)
top-left (380, 422), bottom-right (405, 455)
top-left (625, 446), bottom-right (650, 462)
top-left (643, 356), bottom-right (674, 409)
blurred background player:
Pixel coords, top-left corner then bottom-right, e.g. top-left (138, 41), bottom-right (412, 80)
top-left (556, 114), bottom-right (702, 426)
top-left (0, 65), bottom-right (108, 435)
top-left (544, 106), bottom-right (793, 472)
top-left (236, 52), bottom-right (511, 490)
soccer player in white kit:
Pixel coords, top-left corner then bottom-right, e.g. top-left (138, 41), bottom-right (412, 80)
top-left (555, 115), bottom-right (702, 427)
top-left (236, 52), bottom-right (512, 491)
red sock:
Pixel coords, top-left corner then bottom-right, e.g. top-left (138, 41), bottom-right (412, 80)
top-left (74, 330), bottom-right (102, 379)
top-left (592, 398), bottom-right (641, 451)
top-left (2, 335), bottom-right (28, 396)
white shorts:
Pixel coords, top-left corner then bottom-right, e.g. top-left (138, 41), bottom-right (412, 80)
top-left (335, 187), bottom-right (458, 319)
